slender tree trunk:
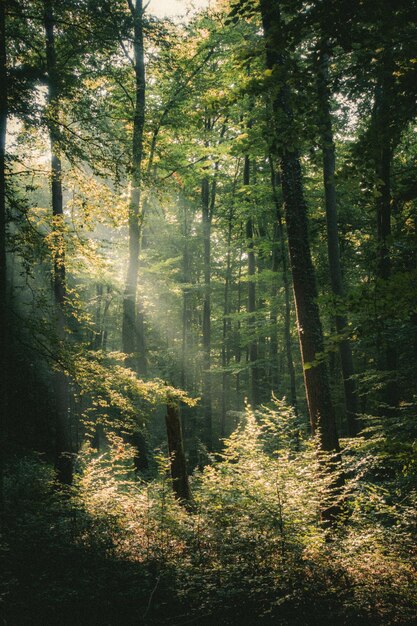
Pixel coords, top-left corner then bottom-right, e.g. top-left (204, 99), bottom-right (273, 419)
top-left (244, 156), bottom-right (259, 407)
top-left (0, 0), bottom-right (7, 513)
top-left (44, 0), bottom-right (72, 484)
top-left (256, 216), bottom-right (268, 402)
top-left (270, 159), bottom-right (298, 413)
top-left (235, 241), bottom-right (243, 408)
top-left (373, 43), bottom-right (399, 410)
top-left (221, 202), bottom-right (234, 437)
top-left (269, 223), bottom-right (280, 394)
top-left (180, 200), bottom-right (197, 463)
top-left (181, 201), bottom-right (191, 389)
top-left (91, 284), bottom-right (112, 350)
top-left (165, 397), bottom-right (191, 505)
top-left (201, 121), bottom-right (225, 448)
top-left (122, 0), bottom-right (146, 373)
top-left (102, 286), bottom-right (111, 349)
top-left (92, 283), bottom-right (103, 349)
top-left (222, 166), bottom-right (239, 428)
top-left (260, 0), bottom-right (339, 454)
top-left (317, 43), bottom-right (359, 435)
top-left (121, 0), bottom-right (148, 471)
top-left (201, 172), bottom-right (212, 449)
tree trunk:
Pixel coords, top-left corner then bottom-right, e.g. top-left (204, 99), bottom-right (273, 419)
top-left (260, 0), bottom-right (339, 454)
top-left (122, 0), bottom-right (146, 373)
top-left (201, 121), bottom-right (225, 449)
top-left (220, 159), bottom-right (240, 438)
top-left (0, 0), bottom-right (7, 513)
top-left (44, 0), bottom-right (72, 484)
top-left (317, 43), bottom-right (359, 436)
top-left (269, 220), bottom-right (280, 394)
top-left (92, 283), bottom-right (103, 349)
top-left (235, 241), bottom-right (243, 408)
top-left (180, 198), bottom-right (197, 465)
top-left (373, 43), bottom-right (399, 411)
top-left (256, 215), bottom-right (268, 402)
top-left (245, 155), bottom-right (259, 407)
top-left (269, 159), bottom-right (298, 413)
top-left (221, 200), bottom-right (234, 437)
top-left (181, 200), bottom-right (192, 389)
top-left (121, 0), bottom-right (148, 470)
top-left (165, 397), bottom-right (191, 505)
top-left (201, 173), bottom-right (212, 449)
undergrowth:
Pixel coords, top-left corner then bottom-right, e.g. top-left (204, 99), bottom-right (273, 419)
top-left (1, 401), bottom-right (416, 625)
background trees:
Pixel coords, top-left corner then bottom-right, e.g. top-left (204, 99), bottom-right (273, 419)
top-left (2, 0), bottom-right (417, 480)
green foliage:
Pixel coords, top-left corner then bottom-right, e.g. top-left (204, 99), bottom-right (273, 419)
top-left (3, 402), bottom-right (416, 625)
top-left (65, 348), bottom-right (197, 436)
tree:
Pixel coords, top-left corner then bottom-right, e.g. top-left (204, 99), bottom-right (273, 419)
top-left (44, 0), bottom-right (72, 483)
top-left (201, 167), bottom-right (213, 450)
top-left (122, 0), bottom-right (146, 374)
top-left (165, 395), bottom-right (191, 504)
top-left (316, 41), bottom-right (359, 435)
top-left (269, 159), bottom-right (298, 412)
top-left (259, 0), bottom-right (339, 453)
top-left (0, 0), bottom-right (7, 512)
top-left (244, 154), bottom-right (259, 407)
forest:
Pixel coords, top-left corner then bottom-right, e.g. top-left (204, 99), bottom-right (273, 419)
top-left (0, 0), bottom-right (416, 624)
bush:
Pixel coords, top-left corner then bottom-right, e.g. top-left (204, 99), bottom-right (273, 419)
top-left (2, 401), bottom-right (416, 625)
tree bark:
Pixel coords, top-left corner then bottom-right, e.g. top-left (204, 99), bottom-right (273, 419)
top-left (317, 43), bottom-right (359, 435)
top-left (181, 200), bottom-right (192, 389)
top-left (201, 120), bottom-right (225, 449)
top-left (221, 195), bottom-right (234, 437)
top-left (121, 0), bottom-right (148, 470)
top-left (235, 240), bottom-right (243, 408)
top-left (0, 0), bottom-right (7, 513)
top-left (244, 155), bottom-right (259, 407)
top-left (165, 397), bottom-right (191, 505)
top-left (44, 0), bottom-right (72, 484)
top-left (256, 215), bottom-right (268, 402)
top-left (269, 159), bottom-right (298, 413)
top-left (373, 40), bottom-right (399, 411)
top-left (201, 172), bottom-right (212, 449)
top-left (260, 0), bottom-right (339, 454)
top-left (122, 0), bottom-right (146, 374)
top-left (92, 283), bottom-right (103, 349)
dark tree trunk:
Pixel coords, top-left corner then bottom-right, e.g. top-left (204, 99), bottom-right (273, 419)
top-left (373, 42), bottom-right (399, 411)
top-left (101, 285), bottom-right (112, 350)
top-left (44, 0), bottom-right (72, 484)
top-left (235, 241), bottom-right (243, 408)
top-left (256, 216), bottom-right (268, 402)
top-left (201, 173), bottom-right (212, 449)
top-left (220, 159), bottom-right (240, 438)
top-left (317, 43), bottom-right (359, 436)
top-left (181, 200), bottom-right (192, 389)
top-left (260, 0), bottom-right (339, 454)
top-left (122, 0), bottom-right (146, 374)
top-left (121, 0), bottom-right (148, 470)
top-left (269, 159), bottom-right (298, 413)
top-left (269, 223), bottom-right (280, 394)
top-left (92, 283), bottom-right (103, 349)
top-left (165, 397), bottom-right (191, 505)
top-left (180, 200), bottom-right (197, 465)
top-left (221, 198), bottom-right (234, 437)
top-left (0, 0), bottom-right (7, 513)
top-left (201, 121), bottom-right (224, 449)
top-left (245, 155), bottom-right (259, 407)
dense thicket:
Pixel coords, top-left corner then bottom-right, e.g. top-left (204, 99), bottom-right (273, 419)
top-left (1, 0), bottom-right (416, 624)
